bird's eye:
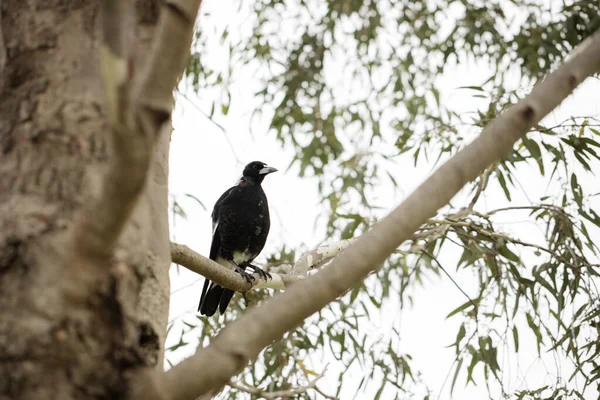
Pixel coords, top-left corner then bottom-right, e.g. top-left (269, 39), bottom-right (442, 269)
top-left (254, 164), bottom-right (260, 169)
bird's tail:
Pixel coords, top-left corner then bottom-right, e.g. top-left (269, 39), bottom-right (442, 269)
top-left (198, 279), bottom-right (235, 316)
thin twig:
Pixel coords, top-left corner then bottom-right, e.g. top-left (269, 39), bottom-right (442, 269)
top-left (176, 89), bottom-right (242, 165)
top-left (423, 249), bottom-right (477, 311)
top-left (429, 218), bottom-right (599, 270)
top-left (228, 369), bottom-right (336, 400)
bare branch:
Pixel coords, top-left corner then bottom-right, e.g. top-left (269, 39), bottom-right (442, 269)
top-left (292, 239), bottom-right (357, 275)
top-left (170, 238), bottom-right (356, 291)
top-left (142, 31), bottom-right (600, 400)
top-left (170, 242), bottom-right (303, 291)
top-left (72, 0), bottom-right (202, 263)
top-left (227, 369), bottom-right (336, 400)
top-left (266, 239), bottom-right (358, 276)
top-left (135, 0), bottom-right (202, 118)
top-left (427, 216), bottom-right (600, 270)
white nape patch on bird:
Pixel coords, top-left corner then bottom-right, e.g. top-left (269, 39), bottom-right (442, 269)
top-left (234, 175), bottom-right (244, 185)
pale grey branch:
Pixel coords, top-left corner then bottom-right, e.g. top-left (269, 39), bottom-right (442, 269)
top-left (170, 238), bottom-right (357, 292)
top-left (72, 0), bottom-right (202, 264)
top-left (171, 242), bottom-right (303, 291)
top-left (292, 238), bottom-right (357, 275)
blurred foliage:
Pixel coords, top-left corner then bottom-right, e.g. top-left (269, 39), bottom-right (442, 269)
top-left (170, 0), bottom-right (600, 399)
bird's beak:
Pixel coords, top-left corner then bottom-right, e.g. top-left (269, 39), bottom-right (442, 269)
top-left (259, 166), bottom-right (278, 175)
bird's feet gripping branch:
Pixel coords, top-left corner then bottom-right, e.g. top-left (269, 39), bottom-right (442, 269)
top-left (241, 261), bottom-right (272, 281)
top-left (230, 260), bottom-right (255, 284)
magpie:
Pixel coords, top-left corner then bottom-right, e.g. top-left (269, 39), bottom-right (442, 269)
top-left (198, 161), bottom-right (277, 316)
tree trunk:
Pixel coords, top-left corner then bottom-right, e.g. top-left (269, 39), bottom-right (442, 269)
top-left (0, 1), bottom-right (170, 398)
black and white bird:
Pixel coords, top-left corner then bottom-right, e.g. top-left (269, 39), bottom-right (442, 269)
top-left (198, 161), bottom-right (277, 316)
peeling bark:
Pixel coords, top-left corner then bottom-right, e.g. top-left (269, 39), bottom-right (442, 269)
top-left (0, 1), bottom-right (170, 398)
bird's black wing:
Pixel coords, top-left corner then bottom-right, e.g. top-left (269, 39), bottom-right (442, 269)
top-left (209, 185), bottom-right (241, 259)
top-left (199, 185), bottom-right (242, 315)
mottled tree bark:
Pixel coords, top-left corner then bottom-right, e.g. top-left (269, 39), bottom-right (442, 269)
top-left (0, 1), bottom-right (170, 398)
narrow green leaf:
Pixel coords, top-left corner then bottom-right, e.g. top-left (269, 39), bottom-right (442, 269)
top-left (466, 352), bottom-right (479, 384)
top-left (456, 324), bottom-right (466, 348)
top-left (184, 193), bottom-right (207, 211)
top-left (374, 381), bottom-right (386, 400)
top-left (447, 299), bottom-right (475, 319)
top-left (499, 245), bottom-right (520, 263)
top-left (451, 358), bottom-right (464, 394)
top-left (526, 313), bottom-right (543, 354)
top-left (533, 270), bottom-right (555, 294)
top-left (574, 151), bottom-right (591, 171)
top-left (496, 170), bottom-right (512, 201)
top-left (522, 137), bottom-right (544, 174)
top-left (457, 85), bottom-right (485, 92)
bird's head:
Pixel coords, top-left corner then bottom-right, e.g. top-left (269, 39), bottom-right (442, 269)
top-left (242, 161), bottom-right (277, 184)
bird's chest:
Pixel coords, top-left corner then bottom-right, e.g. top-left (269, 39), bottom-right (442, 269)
top-left (219, 195), bottom-right (270, 253)
top-left (227, 197), bottom-right (268, 227)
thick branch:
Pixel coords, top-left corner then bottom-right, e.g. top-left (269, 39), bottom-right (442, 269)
top-left (135, 0), bottom-right (201, 117)
top-left (145, 32), bottom-right (600, 400)
top-left (72, 0), bottom-right (202, 263)
top-left (170, 243), bottom-right (303, 290)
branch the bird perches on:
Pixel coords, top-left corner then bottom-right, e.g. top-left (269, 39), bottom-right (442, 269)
top-left (170, 239), bottom-right (356, 291)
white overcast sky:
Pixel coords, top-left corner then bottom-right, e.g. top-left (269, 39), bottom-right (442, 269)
top-left (163, 3), bottom-right (600, 398)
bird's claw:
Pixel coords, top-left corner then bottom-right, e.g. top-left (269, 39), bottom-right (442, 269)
top-left (244, 272), bottom-right (255, 283)
top-left (257, 269), bottom-right (272, 281)
top-left (242, 262), bottom-right (272, 281)
top-left (234, 265), bottom-right (255, 283)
